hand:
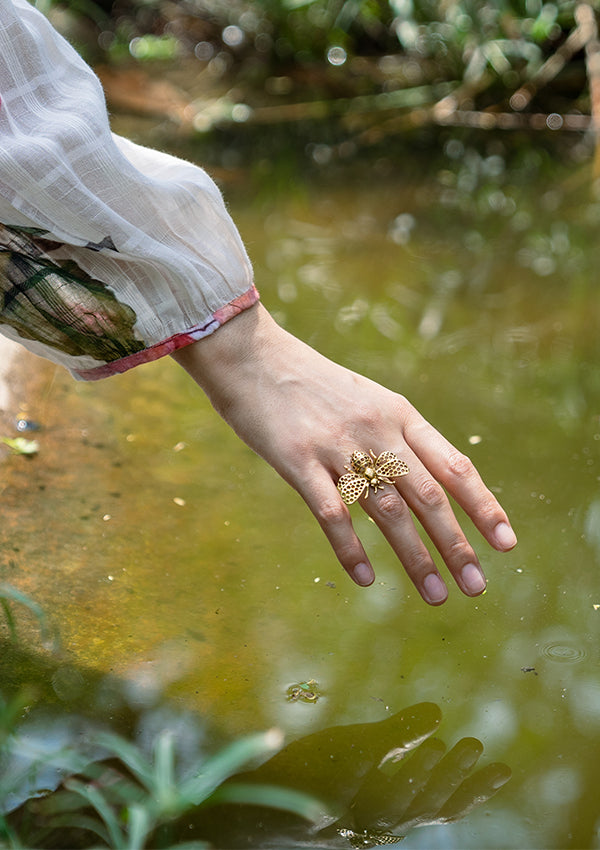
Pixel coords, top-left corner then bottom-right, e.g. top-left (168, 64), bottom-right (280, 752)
top-left (193, 702), bottom-right (511, 847)
top-left (172, 304), bottom-right (517, 604)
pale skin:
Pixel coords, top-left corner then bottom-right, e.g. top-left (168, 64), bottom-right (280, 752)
top-left (172, 302), bottom-right (517, 605)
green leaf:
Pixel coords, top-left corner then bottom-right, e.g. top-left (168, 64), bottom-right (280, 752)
top-left (153, 730), bottom-right (176, 809)
top-left (0, 437), bottom-right (39, 455)
top-left (93, 732), bottom-right (154, 791)
top-left (125, 804), bottom-right (153, 850)
top-left (0, 584), bottom-right (58, 649)
top-left (181, 729), bottom-right (284, 805)
top-left (64, 779), bottom-right (125, 849)
top-left (208, 781), bottom-right (328, 823)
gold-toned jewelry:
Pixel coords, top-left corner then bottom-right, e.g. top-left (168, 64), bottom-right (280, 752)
top-left (337, 449), bottom-right (409, 505)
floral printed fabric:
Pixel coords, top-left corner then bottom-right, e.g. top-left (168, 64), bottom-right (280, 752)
top-left (0, 0), bottom-right (258, 380)
top-left (0, 224), bottom-right (144, 362)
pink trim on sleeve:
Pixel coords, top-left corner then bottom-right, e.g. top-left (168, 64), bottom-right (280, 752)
top-left (73, 285), bottom-right (259, 380)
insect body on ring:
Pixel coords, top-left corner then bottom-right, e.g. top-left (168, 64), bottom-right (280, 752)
top-left (337, 449), bottom-right (409, 505)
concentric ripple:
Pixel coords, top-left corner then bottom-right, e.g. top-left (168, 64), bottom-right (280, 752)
top-left (541, 642), bottom-right (587, 664)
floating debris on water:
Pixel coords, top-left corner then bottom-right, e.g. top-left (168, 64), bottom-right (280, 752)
top-left (16, 417), bottom-right (41, 432)
top-left (286, 679), bottom-right (321, 703)
top-left (1, 436), bottom-right (39, 455)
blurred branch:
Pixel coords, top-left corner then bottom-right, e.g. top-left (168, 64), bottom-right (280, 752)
top-left (96, 2), bottom-right (600, 157)
top-left (579, 4), bottom-right (600, 175)
top-left (509, 5), bottom-right (596, 111)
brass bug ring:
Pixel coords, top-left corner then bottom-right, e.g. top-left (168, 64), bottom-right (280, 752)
top-left (337, 449), bottom-right (409, 506)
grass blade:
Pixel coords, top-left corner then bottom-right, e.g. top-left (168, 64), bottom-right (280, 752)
top-left (0, 584), bottom-right (58, 649)
top-left (208, 781), bottom-right (330, 824)
top-left (125, 804), bottom-right (152, 850)
top-left (64, 779), bottom-right (124, 849)
top-left (93, 732), bottom-right (154, 791)
top-left (153, 731), bottom-right (175, 808)
top-left (181, 729), bottom-right (284, 805)
top-left (0, 600), bottom-right (16, 642)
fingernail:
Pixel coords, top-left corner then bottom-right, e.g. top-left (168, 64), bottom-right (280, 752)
top-left (461, 563), bottom-right (487, 595)
top-left (353, 562), bottom-right (374, 586)
top-left (494, 522), bottom-right (517, 550)
top-left (423, 573), bottom-right (447, 604)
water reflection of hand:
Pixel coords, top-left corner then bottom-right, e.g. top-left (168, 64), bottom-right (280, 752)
top-left (198, 702), bottom-right (511, 848)
top-left (339, 729), bottom-right (512, 842)
top-left (173, 303), bottom-right (517, 604)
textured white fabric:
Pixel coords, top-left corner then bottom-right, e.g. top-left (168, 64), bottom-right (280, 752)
top-left (0, 0), bottom-right (257, 379)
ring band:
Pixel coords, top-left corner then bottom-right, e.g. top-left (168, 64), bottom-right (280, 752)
top-left (337, 449), bottom-right (409, 505)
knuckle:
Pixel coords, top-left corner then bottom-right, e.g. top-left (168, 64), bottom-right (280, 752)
top-left (316, 497), bottom-right (348, 527)
top-left (405, 546), bottom-right (435, 573)
top-left (447, 450), bottom-right (475, 479)
top-left (446, 535), bottom-right (472, 562)
top-left (375, 491), bottom-right (406, 520)
top-left (415, 477), bottom-right (446, 509)
top-left (352, 402), bottom-right (384, 432)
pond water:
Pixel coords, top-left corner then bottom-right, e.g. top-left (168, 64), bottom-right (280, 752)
top-left (1, 127), bottom-right (599, 848)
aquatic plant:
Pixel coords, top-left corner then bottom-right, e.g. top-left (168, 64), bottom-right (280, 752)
top-left (0, 586), bottom-right (323, 848)
top-left (0, 714), bottom-right (324, 849)
top-left (0, 583), bottom-right (57, 649)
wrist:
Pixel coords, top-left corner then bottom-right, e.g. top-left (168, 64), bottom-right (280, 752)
top-left (171, 303), bottom-right (284, 413)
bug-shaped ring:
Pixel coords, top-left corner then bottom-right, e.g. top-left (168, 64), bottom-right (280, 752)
top-left (337, 449), bottom-right (409, 505)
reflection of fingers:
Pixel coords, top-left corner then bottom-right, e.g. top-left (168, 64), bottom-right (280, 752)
top-left (360, 485), bottom-right (450, 605)
top-left (392, 456), bottom-right (488, 598)
top-left (301, 473), bottom-right (375, 586)
top-left (401, 737), bottom-right (484, 824)
top-left (352, 738), bottom-right (446, 832)
top-left (436, 762), bottom-right (512, 823)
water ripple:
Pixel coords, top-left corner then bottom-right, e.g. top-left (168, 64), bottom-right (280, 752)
top-left (541, 642), bottom-right (587, 664)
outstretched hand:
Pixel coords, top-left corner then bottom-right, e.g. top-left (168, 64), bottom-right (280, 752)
top-left (172, 303), bottom-right (516, 604)
top-left (191, 702), bottom-right (511, 848)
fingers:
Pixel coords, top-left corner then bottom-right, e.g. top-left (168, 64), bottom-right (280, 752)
top-left (295, 414), bottom-right (516, 604)
top-left (301, 474), bottom-right (376, 588)
top-left (298, 464), bottom-right (491, 603)
top-left (371, 451), bottom-right (489, 598)
top-left (359, 485), bottom-right (451, 604)
top-left (403, 410), bottom-right (517, 552)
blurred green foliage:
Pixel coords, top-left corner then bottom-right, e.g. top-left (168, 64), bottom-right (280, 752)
top-left (39, 0), bottom-right (595, 169)
top-left (44, 0), bottom-right (585, 108)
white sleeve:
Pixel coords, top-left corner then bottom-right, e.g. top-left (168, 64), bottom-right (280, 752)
top-left (0, 0), bottom-right (257, 380)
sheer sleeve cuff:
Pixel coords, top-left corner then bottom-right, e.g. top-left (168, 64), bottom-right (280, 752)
top-left (0, 0), bottom-right (258, 380)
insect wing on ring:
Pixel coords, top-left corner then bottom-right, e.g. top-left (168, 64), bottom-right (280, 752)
top-left (337, 472), bottom-right (368, 505)
top-left (375, 451), bottom-right (410, 480)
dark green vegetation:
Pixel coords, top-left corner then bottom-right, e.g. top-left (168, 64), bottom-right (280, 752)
top-left (48, 0), bottom-right (599, 169)
top-left (0, 632), bottom-right (323, 849)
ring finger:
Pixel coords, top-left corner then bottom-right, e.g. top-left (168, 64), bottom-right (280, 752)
top-left (360, 480), bottom-right (450, 605)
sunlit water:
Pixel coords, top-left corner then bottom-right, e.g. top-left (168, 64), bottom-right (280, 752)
top-left (1, 140), bottom-right (599, 848)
